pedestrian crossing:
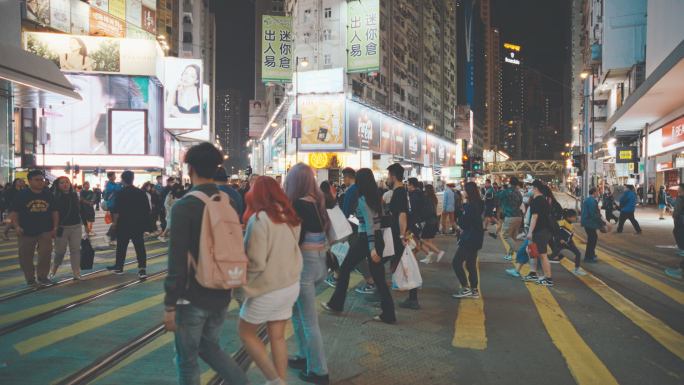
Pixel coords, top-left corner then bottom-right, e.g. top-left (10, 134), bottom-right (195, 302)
top-left (445, 231), bottom-right (684, 384)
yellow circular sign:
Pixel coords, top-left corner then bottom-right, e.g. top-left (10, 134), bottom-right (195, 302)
top-left (310, 153), bottom-right (328, 168)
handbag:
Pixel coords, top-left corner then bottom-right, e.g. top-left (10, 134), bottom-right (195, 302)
top-left (104, 211), bottom-right (112, 224)
top-left (326, 205), bottom-right (352, 245)
top-left (80, 237), bottom-right (95, 270)
top-left (382, 228), bottom-right (395, 257)
top-left (312, 199), bottom-right (340, 271)
top-left (526, 242), bottom-right (540, 259)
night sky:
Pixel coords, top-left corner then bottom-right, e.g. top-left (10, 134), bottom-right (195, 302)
top-left (212, 0), bottom-right (570, 123)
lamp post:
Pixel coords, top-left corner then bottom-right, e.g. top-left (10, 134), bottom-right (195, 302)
top-left (292, 56), bottom-right (308, 171)
top-left (425, 124), bottom-right (434, 181)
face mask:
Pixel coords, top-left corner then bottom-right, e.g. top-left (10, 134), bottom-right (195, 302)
top-left (528, 190), bottom-right (533, 197)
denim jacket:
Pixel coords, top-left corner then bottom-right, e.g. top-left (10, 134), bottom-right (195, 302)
top-left (581, 195), bottom-right (605, 229)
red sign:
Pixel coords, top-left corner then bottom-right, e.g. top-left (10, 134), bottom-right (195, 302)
top-left (661, 115), bottom-right (684, 148)
top-left (142, 6), bottom-right (156, 35)
top-left (90, 8), bottom-right (126, 38)
top-left (657, 161), bottom-right (673, 172)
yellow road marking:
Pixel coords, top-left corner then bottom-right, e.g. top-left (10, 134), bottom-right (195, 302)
top-left (14, 293), bottom-right (166, 355)
top-left (0, 272), bottom-right (165, 326)
top-left (568, 238), bottom-right (684, 306)
top-left (201, 274), bottom-right (365, 384)
top-left (558, 258), bottom-right (684, 361)
top-left (501, 239), bottom-right (618, 384)
top-left (0, 246), bottom-right (166, 287)
top-left (453, 260), bottom-right (487, 350)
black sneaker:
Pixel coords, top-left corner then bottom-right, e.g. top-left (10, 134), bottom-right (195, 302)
top-left (488, 232), bottom-right (498, 239)
top-left (287, 356), bottom-right (307, 370)
top-left (37, 277), bottom-right (52, 285)
top-left (298, 370), bottom-right (329, 385)
top-left (27, 279), bottom-right (38, 286)
top-left (106, 265), bottom-right (124, 274)
top-left (521, 273), bottom-right (539, 282)
top-left (138, 269), bottom-right (147, 279)
top-left (398, 298), bottom-right (420, 310)
top-left (535, 277), bottom-right (554, 287)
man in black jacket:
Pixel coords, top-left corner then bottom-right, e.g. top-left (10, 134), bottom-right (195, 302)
top-left (162, 143), bottom-right (248, 385)
top-left (106, 171), bottom-right (150, 278)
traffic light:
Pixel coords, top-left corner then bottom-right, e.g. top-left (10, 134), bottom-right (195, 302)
top-left (66, 161), bottom-right (71, 172)
top-left (245, 165), bottom-right (253, 176)
top-left (571, 154), bottom-right (586, 172)
top-left (472, 154), bottom-right (483, 174)
top-left (74, 164), bottom-right (80, 174)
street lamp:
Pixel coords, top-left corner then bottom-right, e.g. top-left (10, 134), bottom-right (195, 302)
top-left (580, 72), bottom-right (589, 79)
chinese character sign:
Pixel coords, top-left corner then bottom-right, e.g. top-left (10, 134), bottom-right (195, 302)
top-left (347, 0), bottom-right (380, 74)
top-left (261, 15), bottom-right (293, 83)
top-left (299, 96), bottom-right (345, 151)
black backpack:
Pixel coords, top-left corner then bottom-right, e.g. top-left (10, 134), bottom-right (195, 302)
top-left (421, 194), bottom-right (438, 224)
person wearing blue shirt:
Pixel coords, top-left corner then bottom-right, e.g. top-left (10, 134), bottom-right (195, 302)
top-left (103, 172), bottom-right (122, 245)
top-left (155, 175), bottom-right (164, 198)
top-left (617, 185), bottom-right (642, 234)
top-left (439, 183), bottom-right (458, 235)
top-left (581, 187), bottom-right (611, 262)
top-left (213, 167), bottom-right (242, 216)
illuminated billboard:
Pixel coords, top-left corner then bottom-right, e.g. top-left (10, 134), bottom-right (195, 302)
top-left (249, 100), bottom-right (268, 137)
top-left (164, 58), bottom-right (203, 131)
top-left (261, 15), bottom-right (293, 83)
top-left (347, 0), bottom-right (380, 74)
top-left (298, 95), bottom-right (346, 151)
top-left (179, 84), bottom-right (212, 142)
top-left (24, 32), bottom-right (158, 76)
top-left (109, 109), bottom-right (147, 154)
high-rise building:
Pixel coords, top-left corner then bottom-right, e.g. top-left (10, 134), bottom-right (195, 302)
top-left (476, 0), bottom-right (499, 151)
top-left (158, 0), bottom-right (181, 56)
top-left (216, 89), bottom-right (247, 169)
top-left (260, 0), bottom-right (457, 140)
top-left (499, 42), bottom-right (524, 158)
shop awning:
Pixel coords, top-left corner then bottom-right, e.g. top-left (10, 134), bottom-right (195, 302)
top-left (0, 41), bottom-right (81, 108)
top-left (605, 39), bottom-right (684, 134)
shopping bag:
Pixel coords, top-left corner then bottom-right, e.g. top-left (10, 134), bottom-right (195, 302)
top-left (330, 241), bottom-right (349, 265)
top-left (526, 242), bottom-right (540, 259)
top-left (80, 237), bottom-right (95, 270)
top-left (104, 211), bottom-right (112, 224)
top-left (382, 228), bottom-right (394, 257)
top-left (392, 246), bottom-right (423, 290)
top-left (326, 206), bottom-right (353, 245)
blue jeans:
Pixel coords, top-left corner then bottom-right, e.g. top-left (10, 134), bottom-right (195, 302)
top-left (175, 304), bottom-right (248, 385)
top-left (291, 249), bottom-right (329, 376)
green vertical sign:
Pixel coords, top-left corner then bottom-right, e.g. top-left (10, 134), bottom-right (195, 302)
top-left (347, 0), bottom-right (380, 74)
top-left (261, 15), bottom-right (293, 83)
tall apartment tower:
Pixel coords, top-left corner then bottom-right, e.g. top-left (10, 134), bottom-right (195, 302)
top-left (157, 0), bottom-right (181, 56)
top-left (476, 0), bottom-right (499, 151)
top-left (270, 0), bottom-right (457, 141)
top-left (490, 28), bottom-right (501, 150)
top-left (216, 89), bottom-right (247, 168)
top-left (499, 42), bottom-right (524, 159)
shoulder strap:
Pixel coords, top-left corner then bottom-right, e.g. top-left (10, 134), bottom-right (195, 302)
top-left (184, 190), bottom-right (212, 204)
top-left (312, 199), bottom-right (331, 246)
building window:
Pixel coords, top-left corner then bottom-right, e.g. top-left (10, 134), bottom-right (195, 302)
top-left (304, 10), bottom-right (310, 21)
top-left (304, 33), bottom-right (310, 44)
top-left (324, 54), bottom-right (331, 65)
top-left (273, 6), bottom-right (278, 11)
top-left (323, 30), bottom-right (331, 41)
top-left (325, 8), bottom-right (332, 18)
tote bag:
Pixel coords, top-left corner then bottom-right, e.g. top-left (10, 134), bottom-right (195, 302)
top-left (326, 206), bottom-right (353, 245)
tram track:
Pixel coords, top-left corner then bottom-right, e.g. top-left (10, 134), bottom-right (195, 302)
top-left (0, 251), bottom-right (169, 303)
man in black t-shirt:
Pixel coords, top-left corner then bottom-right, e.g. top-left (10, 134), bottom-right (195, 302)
top-left (93, 185), bottom-right (102, 211)
top-left (527, 180), bottom-right (553, 287)
top-left (106, 171), bottom-right (151, 278)
top-left (10, 170), bottom-right (58, 286)
top-left (387, 163), bottom-right (421, 310)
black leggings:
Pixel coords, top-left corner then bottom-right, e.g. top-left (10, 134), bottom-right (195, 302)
top-left (617, 211), bottom-right (642, 233)
top-left (452, 246), bottom-right (479, 288)
top-left (328, 233), bottom-right (396, 323)
top-left (550, 241), bottom-right (582, 268)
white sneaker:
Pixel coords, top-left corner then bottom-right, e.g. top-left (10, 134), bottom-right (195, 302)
top-left (516, 233), bottom-right (526, 240)
top-left (573, 269), bottom-right (587, 276)
top-left (158, 235), bottom-right (167, 242)
top-left (103, 234), bottom-right (111, 243)
top-left (420, 257), bottom-right (430, 263)
top-left (436, 251), bottom-right (445, 262)
top-left (424, 252), bottom-right (436, 264)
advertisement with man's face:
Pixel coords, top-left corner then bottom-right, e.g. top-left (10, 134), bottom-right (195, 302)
top-left (347, 102), bottom-right (381, 151)
top-left (43, 74), bottom-right (159, 155)
top-left (25, 32), bottom-right (157, 75)
top-left (404, 124), bottom-right (424, 162)
top-left (299, 95), bottom-right (345, 151)
top-left (164, 58), bottom-right (203, 131)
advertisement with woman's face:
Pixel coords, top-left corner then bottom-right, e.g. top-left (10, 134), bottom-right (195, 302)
top-left (404, 125), bottom-right (424, 162)
top-left (164, 58), bottom-right (203, 131)
top-left (44, 74), bottom-right (159, 155)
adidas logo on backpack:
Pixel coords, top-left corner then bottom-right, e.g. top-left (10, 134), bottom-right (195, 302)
top-left (184, 191), bottom-right (249, 290)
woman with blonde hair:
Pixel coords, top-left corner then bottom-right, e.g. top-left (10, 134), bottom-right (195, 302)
top-left (283, 163), bottom-right (330, 384)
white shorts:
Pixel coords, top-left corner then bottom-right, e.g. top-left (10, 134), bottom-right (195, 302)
top-left (239, 282), bottom-right (300, 324)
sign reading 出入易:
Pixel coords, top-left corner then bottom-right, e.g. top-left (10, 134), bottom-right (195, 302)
top-left (261, 15), bottom-right (293, 83)
top-left (347, 0), bottom-right (380, 74)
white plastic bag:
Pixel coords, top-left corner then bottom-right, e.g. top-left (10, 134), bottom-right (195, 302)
top-left (326, 206), bottom-right (353, 244)
top-left (382, 228), bottom-right (394, 257)
top-left (392, 246), bottom-right (422, 290)
top-left (330, 241), bottom-right (349, 264)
